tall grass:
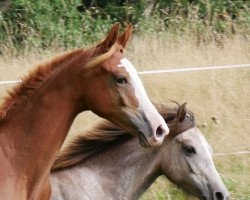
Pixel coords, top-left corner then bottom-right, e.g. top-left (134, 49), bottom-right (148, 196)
top-left (0, 0), bottom-right (249, 54)
top-left (0, 0), bottom-right (112, 54)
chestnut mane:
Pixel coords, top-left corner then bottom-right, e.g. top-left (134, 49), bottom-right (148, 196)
top-left (52, 104), bottom-right (195, 172)
top-left (0, 45), bottom-right (117, 120)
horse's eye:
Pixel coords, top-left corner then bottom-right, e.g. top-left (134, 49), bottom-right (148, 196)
top-left (184, 145), bottom-right (196, 155)
top-left (116, 75), bottom-right (127, 84)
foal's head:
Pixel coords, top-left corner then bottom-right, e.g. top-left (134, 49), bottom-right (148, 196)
top-left (80, 23), bottom-right (168, 147)
top-left (160, 104), bottom-right (229, 200)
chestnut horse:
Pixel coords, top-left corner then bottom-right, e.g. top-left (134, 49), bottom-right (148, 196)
top-left (0, 24), bottom-right (169, 200)
top-left (51, 103), bottom-right (230, 200)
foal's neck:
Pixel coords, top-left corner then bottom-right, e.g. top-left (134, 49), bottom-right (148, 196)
top-left (80, 138), bottom-right (162, 199)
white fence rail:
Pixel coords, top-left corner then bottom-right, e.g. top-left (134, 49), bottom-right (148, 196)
top-left (138, 63), bottom-right (250, 75)
top-left (0, 63), bottom-right (250, 85)
top-left (0, 80), bottom-right (21, 84)
top-left (214, 151), bottom-right (250, 157)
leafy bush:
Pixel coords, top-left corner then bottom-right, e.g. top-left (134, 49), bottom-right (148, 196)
top-left (0, 0), bottom-right (113, 52)
top-left (0, 0), bottom-right (249, 53)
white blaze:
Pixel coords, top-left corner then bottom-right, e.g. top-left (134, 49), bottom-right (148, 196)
top-left (118, 58), bottom-right (169, 135)
top-left (118, 58), bottom-right (151, 105)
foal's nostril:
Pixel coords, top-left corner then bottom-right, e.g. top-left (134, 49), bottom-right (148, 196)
top-left (215, 192), bottom-right (224, 200)
top-left (156, 125), bottom-right (164, 138)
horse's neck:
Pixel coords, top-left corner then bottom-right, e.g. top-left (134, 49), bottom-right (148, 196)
top-left (86, 139), bottom-right (162, 199)
top-left (51, 138), bottom-right (162, 200)
top-left (0, 51), bottom-right (87, 198)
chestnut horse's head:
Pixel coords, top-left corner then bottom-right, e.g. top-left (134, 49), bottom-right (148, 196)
top-left (81, 23), bottom-right (169, 147)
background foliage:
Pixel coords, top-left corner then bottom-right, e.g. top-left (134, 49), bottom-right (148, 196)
top-left (0, 0), bottom-right (249, 53)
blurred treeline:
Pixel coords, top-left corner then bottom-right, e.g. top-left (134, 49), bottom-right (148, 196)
top-left (0, 0), bottom-right (249, 52)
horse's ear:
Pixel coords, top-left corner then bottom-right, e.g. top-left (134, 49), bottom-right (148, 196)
top-left (98, 23), bottom-right (120, 50)
top-left (177, 103), bottom-right (187, 123)
top-left (118, 24), bottom-right (133, 48)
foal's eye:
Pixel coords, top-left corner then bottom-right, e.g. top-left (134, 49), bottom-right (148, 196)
top-left (115, 75), bottom-right (127, 84)
top-left (184, 145), bottom-right (196, 155)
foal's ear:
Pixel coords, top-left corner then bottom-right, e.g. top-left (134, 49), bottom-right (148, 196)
top-left (98, 23), bottom-right (120, 50)
top-left (118, 24), bottom-right (133, 48)
top-left (177, 103), bottom-right (187, 123)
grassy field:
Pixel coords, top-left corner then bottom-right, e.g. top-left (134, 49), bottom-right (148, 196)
top-left (0, 35), bottom-right (249, 199)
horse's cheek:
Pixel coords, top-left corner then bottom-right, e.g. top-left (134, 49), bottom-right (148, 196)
top-left (119, 86), bottom-right (139, 109)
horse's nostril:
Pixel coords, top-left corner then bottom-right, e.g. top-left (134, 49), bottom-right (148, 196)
top-left (201, 196), bottom-right (207, 200)
top-left (156, 125), bottom-right (163, 137)
top-left (215, 192), bottom-right (224, 200)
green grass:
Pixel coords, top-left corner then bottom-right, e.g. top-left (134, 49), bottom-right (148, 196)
top-left (0, 0), bottom-right (249, 54)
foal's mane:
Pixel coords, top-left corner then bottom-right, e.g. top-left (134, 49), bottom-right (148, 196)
top-left (0, 45), bottom-right (116, 120)
top-left (52, 104), bottom-right (195, 172)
